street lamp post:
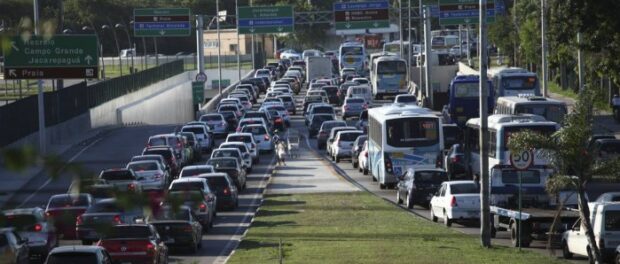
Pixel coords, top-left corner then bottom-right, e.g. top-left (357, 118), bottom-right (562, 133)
top-left (129, 20), bottom-right (148, 70)
top-left (102, 24), bottom-right (122, 76)
top-left (115, 23), bottom-right (134, 73)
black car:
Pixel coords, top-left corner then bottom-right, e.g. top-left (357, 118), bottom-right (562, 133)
top-left (444, 144), bottom-right (467, 180)
top-left (219, 111), bottom-right (239, 132)
top-left (142, 147), bottom-right (179, 176)
top-left (206, 157), bottom-right (247, 190)
top-left (303, 96), bottom-right (324, 114)
top-left (338, 82), bottom-right (357, 105)
top-left (442, 124), bottom-right (463, 151)
top-left (308, 114), bottom-right (335, 138)
top-left (351, 135), bottom-right (368, 168)
top-left (397, 168), bottom-right (448, 209)
top-left (590, 138), bottom-right (620, 161)
top-left (198, 173), bottom-right (239, 210)
top-left (321, 86), bottom-right (340, 105)
top-left (148, 205), bottom-right (203, 251)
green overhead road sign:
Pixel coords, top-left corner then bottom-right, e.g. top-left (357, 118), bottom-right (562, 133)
top-left (3, 35), bottom-right (99, 79)
top-left (192, 81), bottom-right (205, 104)
top-left (439, 0), bottom-right (496, 25)
top-left (237, 6), bottom-right (294, 34)
top-left (134, 8), bottom-right (191, 37)
top-left (333, 1), bottom-right (390, 30)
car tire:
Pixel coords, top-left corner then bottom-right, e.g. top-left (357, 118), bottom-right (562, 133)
top-left (363, 168), bottom-right (369, 175)
top-left (379, 183), bottom-right (386, 189)
top-left (444, 211), bottom-right (452, 227)
top-left (371, 174), bottom-right (376, 181)
top-left (189, 242), bottom-right (198, 254)
top-left (335, 156), bottom-right (340, 163)
top-left (353, 160), bottom-right (358, 168)
top-left (358, 166), bottom-right (362, 172)
top-left (198, 238), bottom-right (203, 249)
top-left (396, 191), bottom-right (403, 204)
top-left (406, 191), bottom-right (414, 209)
top-left (562, 241), bottom-right (573, 259)
top-left (430, 209), bottom-right (438, 222)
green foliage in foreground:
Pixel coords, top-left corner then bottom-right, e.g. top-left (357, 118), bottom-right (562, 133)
top-left (228, 192), bottom-right (567, 264)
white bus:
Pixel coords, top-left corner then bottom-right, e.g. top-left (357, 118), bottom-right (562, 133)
top-left (339, 41), bottom-right (367, 75)
top-left (369, 51), bottom-right (396, 73)
top-left (487, 67), bottom-right (541, 98)
top-left (464, 115), bottom-right (560, 206)
top-left (371, 56), bottom-right (408, 99)
top-left (494, 95), bottom-right (568, 124)
top-left (368, 104), bottom-right (444, 189)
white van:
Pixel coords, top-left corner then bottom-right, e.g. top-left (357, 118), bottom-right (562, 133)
top-left (562, 202), bottom-right (620, 261)
top-left (346, 85), bottom-right (372, 103)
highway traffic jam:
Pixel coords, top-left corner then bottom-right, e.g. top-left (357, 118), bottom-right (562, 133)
top-left (2, 38), bottom-right (620, 264)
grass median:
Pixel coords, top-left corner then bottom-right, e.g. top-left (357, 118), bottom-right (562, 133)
top-left (228, 192), bottom-right (567, 264)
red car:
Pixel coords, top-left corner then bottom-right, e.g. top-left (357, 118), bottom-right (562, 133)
top-left (45, 194), bottom-right (93, 240)
top-left (97, 224), bottom-right (168, 264)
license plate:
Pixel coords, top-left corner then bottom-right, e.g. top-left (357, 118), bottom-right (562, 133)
top-left (166, 238), bottom-right (175, 243)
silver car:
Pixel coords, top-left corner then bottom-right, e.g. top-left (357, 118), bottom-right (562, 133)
top-left (331, 130), bottom-right (365, 163)
top-left (126, 160), bottom-right (169, 190)
top-left (241, 124), bottom-right (274, 153)
top-left (342, 97), bottom-right (368, 120)
top-left (179, 165), bottom-right (215, 178)
top-left (199, 113), bottom-right (228, 136)
top-left (219, 142), bottom-right (253, 172)
top-left (98, 169), bottom-right (142, 192)
top-left (226, 133), bottom-right (259, 162)
top-left (211, 148), bottom-right (251, 172)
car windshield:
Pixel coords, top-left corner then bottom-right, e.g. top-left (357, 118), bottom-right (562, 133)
top-left (105, 226), bottom-right (151, 239)
top-left (152, 208), bottom-right (190, 221)
top-left (170, 182), bottom-right (203, 191)
top-left (228, 135), bottom-right (252, 143)
top-left (46, 253), bottom-right (98, 264)
top-left (168, 191), bottom-right (204, 202)
top-left (279, 96), bottom-right (292, 102)
top-left (148, 137), bottom-right (167, 146)
top-left (386, 118), bottom-right (439, 147)
top-left (223, 144), bottom-right (247, 153)
top-left (313, 115), bottom-right (334, 123)
top-left (314, 107), bottom-right (333, 114)
top-left (144, 150), bottom-right (172, 159)
top-left (200, 115), bottom-right (222, 121)
top-left (100, 171), bottom-right (133, 181)
top-left (414, 171), bottom-right (448, 183)
top-left (206, 177), bottom-right (229, 190)
top-left (599, 142), bottom-right (620, 155)
top-left (451, 183), bottom-right (479, 194)
top-left (214, 150), bottom-right (240, 158)
top-left (377, 60), bottom-right (407, 74)
top-left (0, 234), bottom-right (7, 247)
top-left (86, 202), bottom-right (122, 213)
top-left (341, 46), bottom-right (363, 55)
top-left (207, 159), bottom-right (237, 168)
top-left (89, 187), bottom-right (114, 200)
top-left (128, 162), bottom-right (158, 171)
top-left (48, 195), bottom-right (90, 208)
top-left (180, 167), bottom-right (214, 177)
top-left (0, 214), bottom-right (37, 231)
top-left (219, 106), bottom-right (237, 112)
top-left (182, 127), bottom-right (204, 135)
top-left (346, 98), bottom-right (365, 104)
top-left (242, 126), bottom-right (267, 135)
top-left (322, 122), bottom-right (346, 131)
top-left (339, 132), bottom-right (363, 142)
top-left (397, 96), bottom-right (417, 103)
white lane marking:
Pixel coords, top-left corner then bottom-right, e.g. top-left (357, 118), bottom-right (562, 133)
top-left (212, 155), bottom-right (275, 264)
top-left (17, 137), bottom-right (105, 208)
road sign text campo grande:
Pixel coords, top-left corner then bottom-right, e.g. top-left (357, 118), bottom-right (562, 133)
top-left (3, 35), bottom-right (99, 79)
top-left (237, 6), bottom-right (294, 34)
top-left (334, 1), bottom-right (390, 30)
top-left (134, 8), bottom-right (191, 37)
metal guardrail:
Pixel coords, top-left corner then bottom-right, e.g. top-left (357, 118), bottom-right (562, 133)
top-left (0, 60), bottom-right (184, 148)
top-left (200, 70), bottom-right (256, 114)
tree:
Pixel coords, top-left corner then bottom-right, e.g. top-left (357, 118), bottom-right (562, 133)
top-left (508, 90), bottom-right (620, 263)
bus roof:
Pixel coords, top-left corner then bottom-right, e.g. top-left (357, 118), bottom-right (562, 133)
top-left (374, 56), bottom-right (406, 64)
top-left (466, 114), bottom-right (558, 130)
top-left (496, 96), bottom-right (567, 106)
top-left (368, 104), bottom-right (435, 120)
top-left (340, 41), bottom-right (364, 47)
top-left (487, 67), bottom-right (537, 78)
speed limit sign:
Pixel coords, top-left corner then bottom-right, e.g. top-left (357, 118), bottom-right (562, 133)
top-left (510, 150), bottom-right (534, 170)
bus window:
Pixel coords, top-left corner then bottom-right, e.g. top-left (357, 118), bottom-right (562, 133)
top-left (515, 105), bottom-right (567, 124)
top-left (453, 82), bottom-right (479, 98)
top-left (341, 46), bottom-right (363, 55)
top-left (377, 61), bottom-right (407, 74)
top-left (502, 76), bottom-right (538, 91)
top-left (386, 118), bottom-right (438, 147)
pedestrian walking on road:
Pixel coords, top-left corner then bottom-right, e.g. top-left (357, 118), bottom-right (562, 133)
top-left (276, 141), bottom-right (287, 166)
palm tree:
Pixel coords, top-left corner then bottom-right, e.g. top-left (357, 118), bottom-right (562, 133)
top-left (508, 90), bottom-right (620, 263)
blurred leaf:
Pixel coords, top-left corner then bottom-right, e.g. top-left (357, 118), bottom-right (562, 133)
top-left (1, 146), bottom-right (38, 172)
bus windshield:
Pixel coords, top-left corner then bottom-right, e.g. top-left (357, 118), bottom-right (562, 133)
top-left (384, 44), bottom-right (400, 53)
top-left (503, 125), bottom-right (556, 150)
top-left (502, 76), bottom-right (538, 90)
top-left (453, 82), bottom-right (479, 98)
top-left (341, 46), bottom-right (363, 56)
top-left (514, 104), bottom-right (567, 124)
top-left (377, 61), bottom-right (407, 74)
top-left (386, 118), bottom-right (439, 147)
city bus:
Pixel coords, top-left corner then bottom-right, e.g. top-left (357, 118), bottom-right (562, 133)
top-left (487, 67), bottom-right (541, 98)
top-left (339, 41), bottom-right (367, 75)
top-left (494, 95), bottom-right (568, 124)
top-left (368, 104), bottom-right (444, 189)
top-left (370, 56), bottom-right (408, 99)
top-left (369, 51), bottom-right (396, 73)
top-left (441, 74), bottom-right (494, 127)
top-left (463, 114), bottom-right (560, 205)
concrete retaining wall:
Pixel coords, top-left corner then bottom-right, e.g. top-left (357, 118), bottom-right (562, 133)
top-left (200, 70), bottom-right (256, 114)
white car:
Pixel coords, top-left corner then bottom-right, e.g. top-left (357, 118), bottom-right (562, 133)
top-left (429, 181), bottom-right (480, 227)
top-left (241, 124), bottom-right (273, 153)
top-left (226, 133), bottom-right (259, 162)
top-left (280, 49), bottom-right (301, 60)
top-left (126, 160), bottom-right (168, 190)
top-left (260, 105), bottom-right (290, 126)
top-left (219, 142), bottom-right (253, 171)
top-left (358, 141), bottom-right (369, 175)
top-left (330, 130), bottom-right (364, 163)
top-left (211, 148), bottom-right (251, 172)
top-left (179, 165), bottom-right (215, 178)
top-left (562, 202), bottom-right (620, 261)
top-left (199, 113), bottom-right (228, 136)
top-left (180, 125), bottom-right (212, 154)
top-left (255, 69), bottom-right (272, 81)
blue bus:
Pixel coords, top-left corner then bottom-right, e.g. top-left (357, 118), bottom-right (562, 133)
top-left (487, 67), bottom-right (540, 98)
top-left (441, 74), bottom-right (495, 127)
top-left (370, 56), bottom-right (408, 100)
top-left (339, 42), bottom-right (367, 75)
top-left (368, 104), bottom-right (444, 189)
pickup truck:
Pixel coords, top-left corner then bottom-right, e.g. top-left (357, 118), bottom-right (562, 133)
top-left (429, 180), bottom-right (480, 227)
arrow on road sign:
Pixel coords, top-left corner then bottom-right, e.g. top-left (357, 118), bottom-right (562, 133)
top-left (345, 23), bottom-right (351, 29)
top-left (159, 30), bottom-right (165, 36)
top-left (277, 27), bottom-right (283, 32)
top-left (8, 69), bottom-right (17, 77)
top-left (249, 28), bottom-right (255, 33)
top-left (11, 41), bottom-right (19, 52)
top-left (85, 55), bottom-right (93, 64)
top-left (373, 22), bottom-right (379, 27)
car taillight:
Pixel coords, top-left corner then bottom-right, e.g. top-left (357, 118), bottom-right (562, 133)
top-left (146, 242), bottom-right (155, 255)
top-left (199, 203), bottom-right (207, 212)
top-left (264, 135), bottom-right (270, 140)
top-left (76, 215), bottom-right (83, 225)
top-left (128, 184), bottom-right (136, 191)
top-left (450, 196), bottom-right (458, 207)
top-left (275, 118), bottom-right (282, 123)
top-left (183, 225), bottom-right (193, 232)
top-left (113, 215), bottom-right (122, 224)
top-left (223, 188), bottom-right (230, 195)
top-left (385, 154), bottom-right (393, 174)
top-left (451, 156), bottom-right (460, 163)
top-left (33, 223), bottom-right (42, 232)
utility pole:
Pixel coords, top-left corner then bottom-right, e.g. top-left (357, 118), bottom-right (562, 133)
top-left (478, 0), bottom-right (491, 248)
top-left (399, 0), bottom-right (404, 56)
top-left (423, 5), bottom-right (432, 108)
top-left (540, 0), bottom-right (547, 97)
top-left (216, 0), bottom-right (222, 95)
top-left (418, 0), bottom-right (423, 98)
top-left (34, 0), bottom-right (46, 155)
top-left (251, 0), bottom-right (255, 69)
top-left (407, 0), bottom-right (412, 84)
top-left (196, 15), bottom-right (205, 75)
top-left (577, 32), bottom-right (584, 93)
top-left (57, 0), bottom-right (64, 90)
top-left (236, 0), bottom-right (241, 81)
top-left (467, 24), bottom-right (471, 66)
